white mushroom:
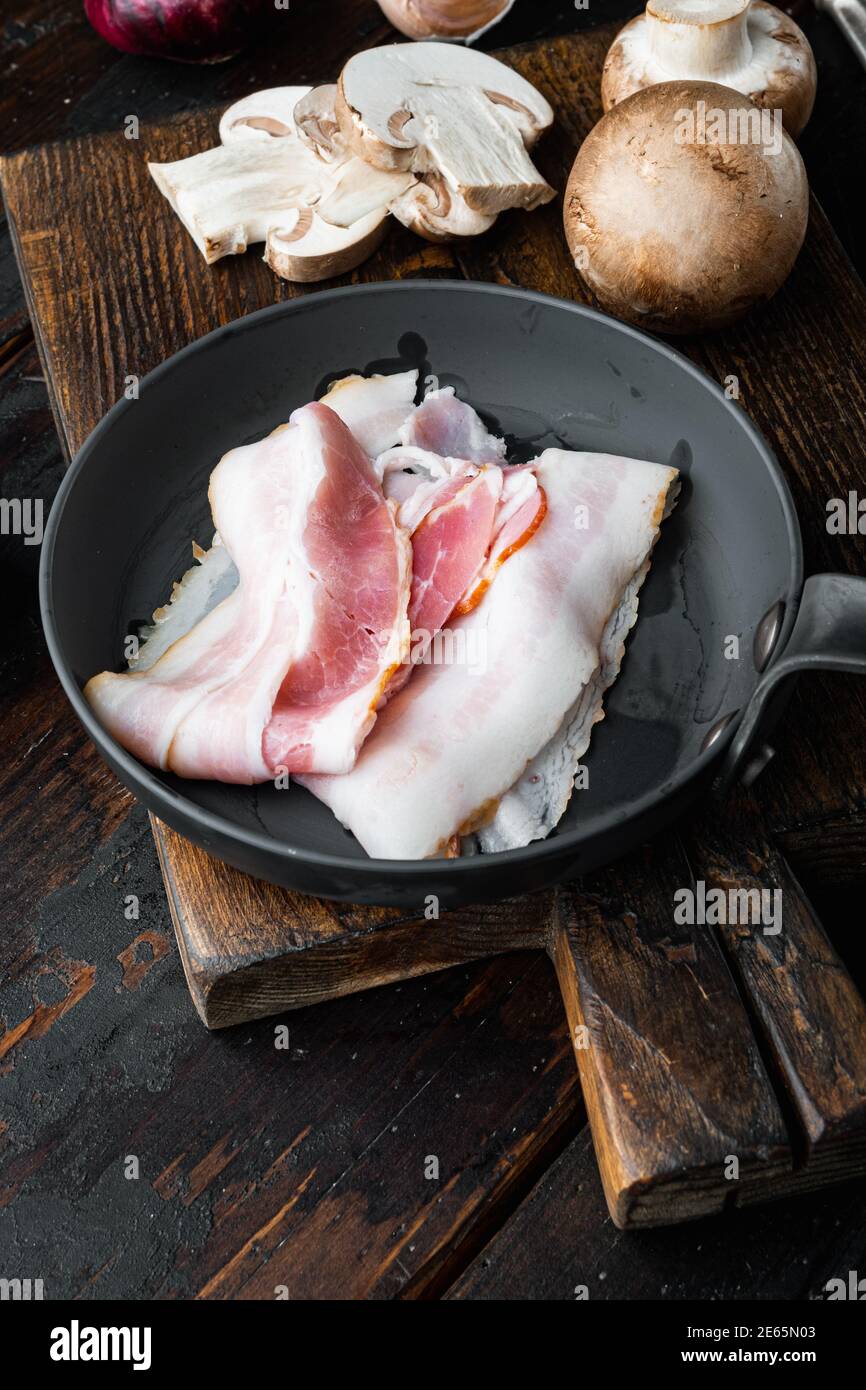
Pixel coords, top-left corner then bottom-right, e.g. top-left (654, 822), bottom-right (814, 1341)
top-left (289, 84), bottom-right (419, 226)
top-left (293, 84), bottom-right (346, 163)
top-left (336, 43), bottom-right (555, 214)
top-left (148, 141), bottom-right (325, 263)
top-left (218, 86), bottom-right (311, 144)
top-left (295, 84), bottom-right (490, 237)
top-left (563, 80), bottom-right (809, 335)
top-left (602, 1), bottom-right (817, 138)
top-left (316, 159), bottom-right (417, 229)
top-left (389, 174), bottom-right (497, 240)
top-left (376, 0), bottom-right (515, 43)
top-left (265, 210), bottom-right (389, 283)
top-left (151, 86), bottom-right (399, 281)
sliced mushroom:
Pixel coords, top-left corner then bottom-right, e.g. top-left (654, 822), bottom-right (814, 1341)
top-left (376, 0), bottom-right (515, 43)
top-left (149, 142), bottom-right (326, 263)
top-left (152, 85), bottom-right (403, 281)
top-left (265, 209), bottom-right (389, 283)
top-left (316, 158), bottom-right (417, 229)
top-left (293, 84), bottom-right (346, 163)
top-left (336, 43), bottom-right (555, 213)
top-left (218, 86), bottom-right (312, 144)
top-left (602, 1), bottom-right (817, 138)
top-left (563, 80), bottom-right (809, 335)
top-left (291, 84), bottom-right (420, 226)
top-left (389, 174), bottom-right (497, 240)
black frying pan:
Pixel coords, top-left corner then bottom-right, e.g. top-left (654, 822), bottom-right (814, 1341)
top-left (39, 282), bottom-right (866, 907)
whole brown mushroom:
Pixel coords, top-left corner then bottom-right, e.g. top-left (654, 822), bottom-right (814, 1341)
top-left (602, 0), bottom-right (817, 139)
top-left (563, 80), bottom-right (809, 336)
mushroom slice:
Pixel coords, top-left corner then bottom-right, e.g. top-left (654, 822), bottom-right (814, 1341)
top-left (219, 86), bottom-right (313, 144)
top-left (602, 1), bottom-right (817, 138)
top-left (264, 208), bottom-right (389, 283)
top-left (376, 0), bottom-right (516, 43)
top-left (316, 157), bottom-right (417, 229)
top-left (389, 174), bottom-right (497, 241)
top-left (222, 81), bottom-right (416, 230)
top-left (152, 85), bottom-right (397, 280)
top-left (293, 84), bottom-right (346, 162)
top-left (148, 142), bottom-right (326, 263)
top-left (336, 43), bottom-right (555, 213)
top-left (288, 83), bottom-right (420, 227)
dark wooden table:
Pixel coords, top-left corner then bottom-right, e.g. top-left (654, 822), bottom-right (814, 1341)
top-left (1, 0), bottom-right (865, 1301)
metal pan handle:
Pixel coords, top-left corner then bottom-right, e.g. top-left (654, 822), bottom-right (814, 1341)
top-left (714, 573), bottom-right (866, 797)
top-left (816, 1), bottom-right (866, 71)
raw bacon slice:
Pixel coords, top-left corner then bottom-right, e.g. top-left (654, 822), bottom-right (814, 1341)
top-left (377, 447), bottom-right (508, 677)
top-left (259, 404), bottom-right (411, 774)
top-left (299, 450), bottom-right (679, 859)
top-left (399, 385), bottom-right (506, 465)
top-left (85, 427), bottom-right (304, 775)
top-left (129, 538), bottom-right (238, 674)
top-left (86, 403), bottom-right (410, 782)
top-left (407, 468), bottom-right (502, 637)
top-left (477, 482), bottom-right (680, 852)
top-left (474, 563), bottom-right (650, 853)
top-left (319, 369), bottom-right (418, 457)
top-left (453, 467), bottom-right (545, 617)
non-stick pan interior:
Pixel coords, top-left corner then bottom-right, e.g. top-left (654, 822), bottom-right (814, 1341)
top-left (45, 283), bottom-right (800, 874)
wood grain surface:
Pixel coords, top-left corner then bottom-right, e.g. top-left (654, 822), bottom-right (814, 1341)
top-left (2, 0), bottom-right (866, 1293)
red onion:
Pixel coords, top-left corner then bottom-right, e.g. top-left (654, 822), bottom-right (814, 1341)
top-left (84, 0), bottom-right (270, 64)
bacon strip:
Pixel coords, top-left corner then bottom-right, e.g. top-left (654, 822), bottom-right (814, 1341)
top-left (300, 450), bottom-right (680, 859)
top-left (86, 404), bottom-right (410, 782)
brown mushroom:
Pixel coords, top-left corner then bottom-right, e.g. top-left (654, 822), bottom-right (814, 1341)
top-left (563, 80), bottom-right (809, 335)
top-left (602, 1), bottom-right (817, 138)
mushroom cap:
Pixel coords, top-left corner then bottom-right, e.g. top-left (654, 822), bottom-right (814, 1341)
top-left (563, 80), bottom-right (809, 335)
top-left (602, 1), bottom-right (817, 138)
top-left (376, 0), bottom-right (515, 42)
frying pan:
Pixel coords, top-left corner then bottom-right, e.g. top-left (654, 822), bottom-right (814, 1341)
top-left (39, 281), bottom-right (866, 908)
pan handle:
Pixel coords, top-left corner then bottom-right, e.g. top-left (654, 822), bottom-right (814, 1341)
top-left (713, 573), bottom-right (866, 797)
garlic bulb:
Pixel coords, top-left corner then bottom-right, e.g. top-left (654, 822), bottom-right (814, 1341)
top-left (377, 0), bottom-right (515, 44)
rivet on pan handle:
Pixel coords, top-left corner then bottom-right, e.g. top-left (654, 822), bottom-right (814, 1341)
top-left (713, 573), bottom-right (866, 797)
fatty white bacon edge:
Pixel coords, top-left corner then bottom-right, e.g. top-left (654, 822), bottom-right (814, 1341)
top-left (474, 479), bottom-right (680, 852)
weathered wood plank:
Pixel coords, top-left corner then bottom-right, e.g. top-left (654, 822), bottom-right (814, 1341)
top-left (154, 821), bottom-right (554, 1027)
top-left (552, 843), bottom-right (792, 1229)
top-left (689, 799), bottom-right (866, 1185)
top-left (447, 1125), bottom-right (866, 1301)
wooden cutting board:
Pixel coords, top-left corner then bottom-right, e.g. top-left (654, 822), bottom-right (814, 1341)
top-left (3, 23), bottom-right (866, 1229)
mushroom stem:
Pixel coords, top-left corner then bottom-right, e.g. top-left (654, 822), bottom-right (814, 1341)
top-left (647, 0), bottom-right (753, 81)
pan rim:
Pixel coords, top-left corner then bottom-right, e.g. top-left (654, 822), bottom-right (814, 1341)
top-left (39, 279), bottom-right (804, 880)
